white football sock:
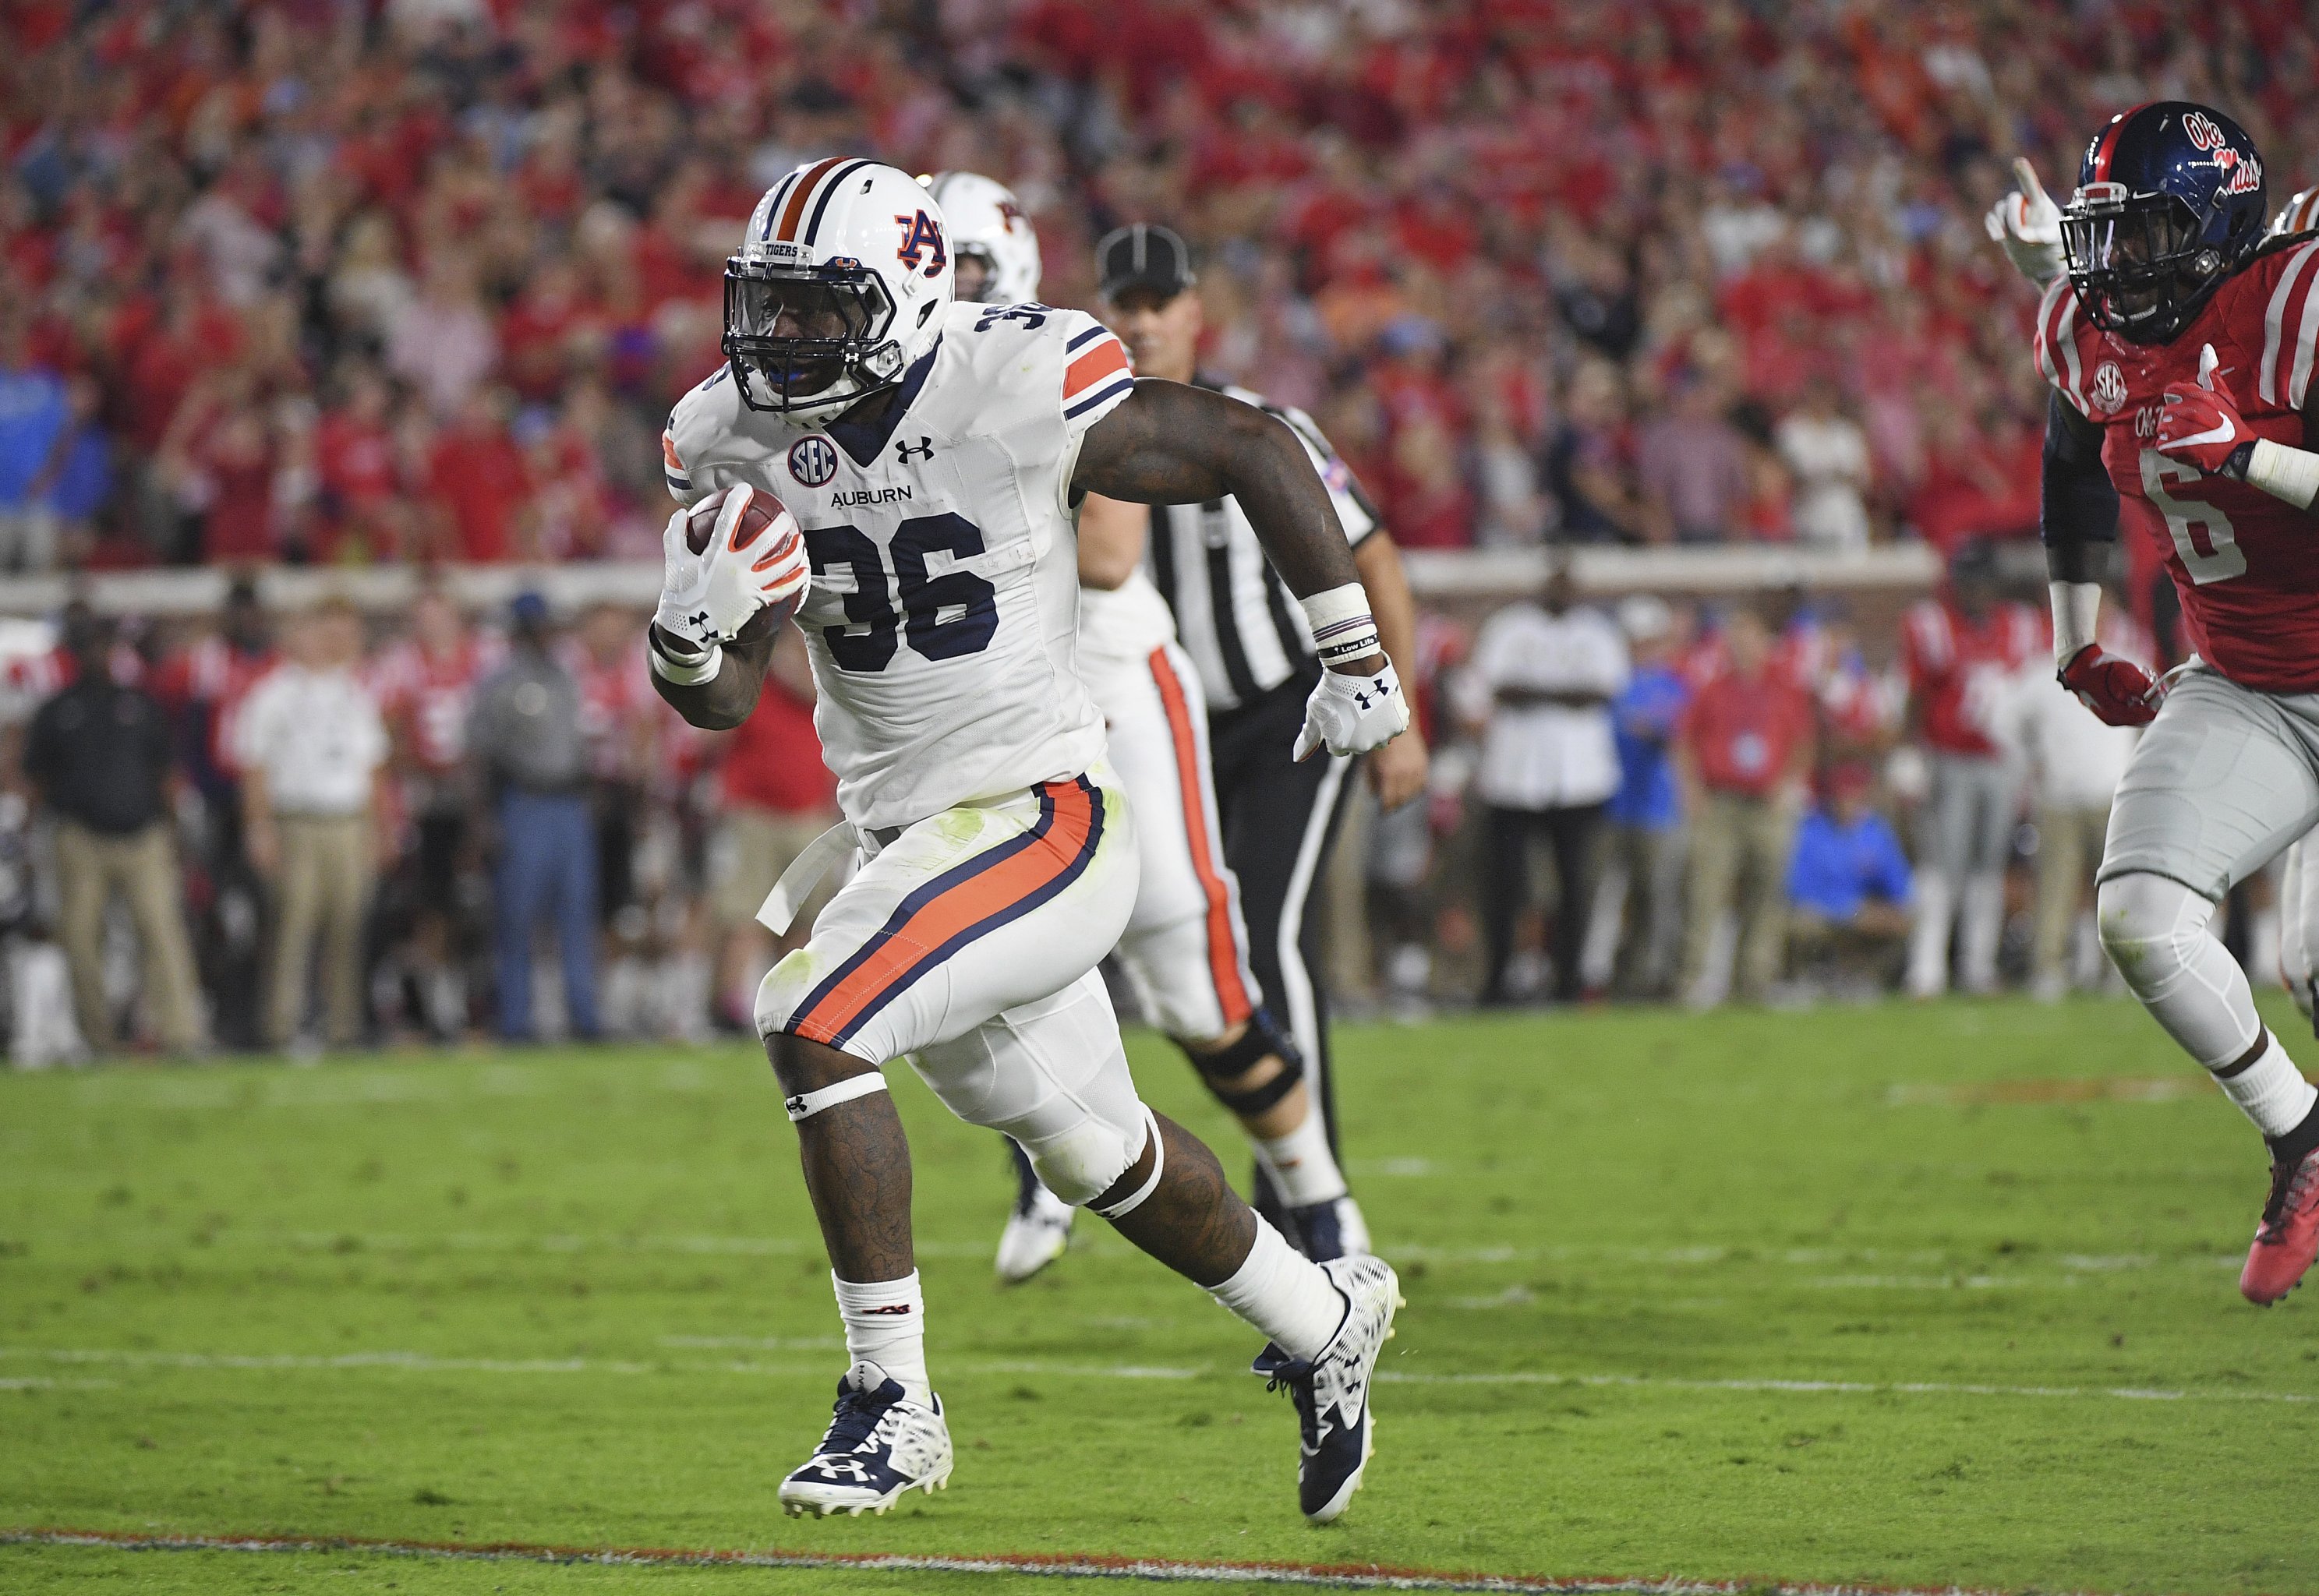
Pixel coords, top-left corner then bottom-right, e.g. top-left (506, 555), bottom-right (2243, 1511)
top-left (1253, 1107), bottom-right (1348, 1206)
top-left (1207, 1218), bottom-right (1345, 1361)
top-left (2218, 1035), bottom-right (2319, 1141)
top-left (832, 1270), bottom-right (930, 1405)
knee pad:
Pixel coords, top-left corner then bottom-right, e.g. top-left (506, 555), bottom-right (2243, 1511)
top-left (1186, 1008), bottom-right (1303, 1117)
top-left (2098, 870), bottom-right (2262, 1068)
top-left (910, 972), bottom-right (1150, 1207)
top-left (2095, 872), bottom-right (2211, 992)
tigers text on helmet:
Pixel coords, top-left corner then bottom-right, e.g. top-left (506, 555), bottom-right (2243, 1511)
top-left (724, 159), bottom-right (954, 420)
top-left (924, 171), bottom-right (1042, 305)
top-left (2061, 101), bottom-right (2268, 344)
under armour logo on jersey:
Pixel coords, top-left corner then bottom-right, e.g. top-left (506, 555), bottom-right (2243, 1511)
top-left (895, 436), bottom-right (935, 464)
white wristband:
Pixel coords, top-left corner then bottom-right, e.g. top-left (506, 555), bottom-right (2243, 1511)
top-left (1297, 581), bottom-right (1379, 667)
top-left (2244, 437), bottom-right (2319, 512)
top-left (649, 634), bottom-right (723, 686)
top-left (2049, 581), bottom-right (2100, 666)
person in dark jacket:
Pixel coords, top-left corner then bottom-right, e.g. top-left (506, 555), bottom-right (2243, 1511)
top-left (24, 602), bottom-right (204, 1052)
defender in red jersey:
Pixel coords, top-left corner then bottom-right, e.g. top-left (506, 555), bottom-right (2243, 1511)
top-left (2020, 103), bottom-right (2319, 1305)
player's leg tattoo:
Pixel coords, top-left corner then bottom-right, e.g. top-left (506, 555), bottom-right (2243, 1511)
top-left (1093, 1110), bottom-right (1258, 1287)
top-left (769, 1032), bottom-right (914, 1282)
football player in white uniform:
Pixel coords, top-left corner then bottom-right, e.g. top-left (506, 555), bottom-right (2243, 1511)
top-left (652, 159), bottom-right (1406, 1524)
top-left (926, 171), bottom-right (1370, 1282)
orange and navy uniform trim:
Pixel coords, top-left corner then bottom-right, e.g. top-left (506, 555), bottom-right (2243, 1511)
top-left (1062, 324), bottom-right (1134, 421)
top-left (1148, 648), bottom-right (1253, 1027)
top-left (787, 777), bottom-right (1106, 1050)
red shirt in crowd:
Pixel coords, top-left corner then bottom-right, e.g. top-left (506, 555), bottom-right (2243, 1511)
top-left (428, 418), bottom-right (528, 563)
top-left (1900, 596), bottom-right (2039, 760)
top-left (721, 677), bottom-right (836, 817)
top-left (1682, 663), bottom-right (1814, 798)
top-left (563, 639), bottom-right (654, 783)
top-left (372, 634), bottom-right (501, 777)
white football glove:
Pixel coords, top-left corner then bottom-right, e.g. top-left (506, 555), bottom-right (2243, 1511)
top-left (1294, 660), bottom-right (1412, 762)
top-left (1984, 156), bottom-right (2066, 286)
top-left (652, 486), bottom-right (808, 651)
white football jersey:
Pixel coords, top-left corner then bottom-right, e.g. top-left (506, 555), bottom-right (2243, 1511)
top-left (666, 301), bottom-right (1138, 830)
top-left (1076, 567), bottom-right (1179, 675)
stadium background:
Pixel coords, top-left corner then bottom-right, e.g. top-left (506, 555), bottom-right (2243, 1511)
top-left (0, 0), bottom-right (2312, 1053)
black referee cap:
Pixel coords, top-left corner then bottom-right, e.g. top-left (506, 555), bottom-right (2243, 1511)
top-left (1095, 223), bottom-right (1197, 302)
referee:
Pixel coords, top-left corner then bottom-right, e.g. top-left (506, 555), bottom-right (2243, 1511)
top-left (1090, 224), bottom-right (1430, 1205)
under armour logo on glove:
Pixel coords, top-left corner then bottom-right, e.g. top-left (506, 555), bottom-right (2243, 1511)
top-left (1295, 661), bottom-right (1411, 761)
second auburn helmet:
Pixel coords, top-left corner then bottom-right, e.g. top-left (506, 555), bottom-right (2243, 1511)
top-left (924, 171), bottom-right (1042, 305)
top-left (724, 158), bottom-right (955, 419)
top-left (2271, 185), bottom-right (2319, 241)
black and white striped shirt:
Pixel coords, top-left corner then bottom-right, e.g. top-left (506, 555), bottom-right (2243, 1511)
top-left (1144, 383), bottom-right (1380, 712)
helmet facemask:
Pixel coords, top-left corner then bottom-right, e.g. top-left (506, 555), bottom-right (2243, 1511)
top-left (2063, 182), bottom-right (2236, 342)
top-left (952, 244), bottom-right (1001, 305)
top-left (722, 258), bottom-right (906, 417)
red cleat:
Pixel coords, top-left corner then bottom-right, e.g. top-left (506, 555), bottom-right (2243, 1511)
top-left (2240, 1146), bottom-right (2319, 1305)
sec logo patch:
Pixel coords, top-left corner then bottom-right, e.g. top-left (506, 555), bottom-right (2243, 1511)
top-left (2091, 361), bottom-right (2128, 413)
top-left (789, 436), bottom-right (839, 488)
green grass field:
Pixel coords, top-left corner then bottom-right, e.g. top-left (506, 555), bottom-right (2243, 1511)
top-left (4, 997), bottom-right (2317, 1594)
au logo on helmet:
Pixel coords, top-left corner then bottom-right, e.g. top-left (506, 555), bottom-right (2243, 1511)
top-left (790, 435), bottom-right (840, 488)
top-left (894, 210), bottom-right (947, 277)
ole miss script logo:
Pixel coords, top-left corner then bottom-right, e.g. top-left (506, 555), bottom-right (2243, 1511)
top-left (790, 435), bottom-right (839, 487)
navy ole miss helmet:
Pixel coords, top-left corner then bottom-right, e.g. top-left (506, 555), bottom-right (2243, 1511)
top-left (2059, 101), bottom-right (2269, 344)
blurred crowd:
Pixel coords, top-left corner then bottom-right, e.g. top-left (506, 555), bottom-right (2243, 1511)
top-left (0, 545), bottom-right (2254, 1064)
top-left (1347, 541), bottom-right (2171, 1019)
top-left (5, 0), bottom-right (2317, 570)
top-left (2, 581), bottom-right (838, 1061)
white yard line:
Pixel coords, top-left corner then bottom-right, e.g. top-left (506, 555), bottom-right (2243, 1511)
top-left (4, 1345), bottom-right (2306, 1407)
top-left (0, 1526), bottom-right (2047, 1594)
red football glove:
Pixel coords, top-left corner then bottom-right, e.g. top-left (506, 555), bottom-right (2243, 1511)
top-left (2058, 643), bottom-right (2162, 727)
top-left (2151, 343), bottom-right (2255, 478)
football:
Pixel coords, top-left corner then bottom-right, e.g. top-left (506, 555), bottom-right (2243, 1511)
top-left (684, 482), bottom-right (788, 556)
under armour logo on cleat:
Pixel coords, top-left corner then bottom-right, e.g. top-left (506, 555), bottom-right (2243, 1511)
top-left (896, 436), bottom-right (935, 464)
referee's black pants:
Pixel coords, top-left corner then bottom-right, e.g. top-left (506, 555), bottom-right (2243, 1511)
top-left (1205, 669), bottom-right (1362, 1167)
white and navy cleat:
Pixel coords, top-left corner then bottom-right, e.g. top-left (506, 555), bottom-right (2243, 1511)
top-left (777, 1361), bottom-right (953, 1519)
top-left (1252, 1253), bottom-right (1402, 1524)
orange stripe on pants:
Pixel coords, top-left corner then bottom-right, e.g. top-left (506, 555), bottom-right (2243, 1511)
top-left (1149, 648), bottom-right (1253, 1029)
top-left (790, 781), bottom-right (1100, 1047)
